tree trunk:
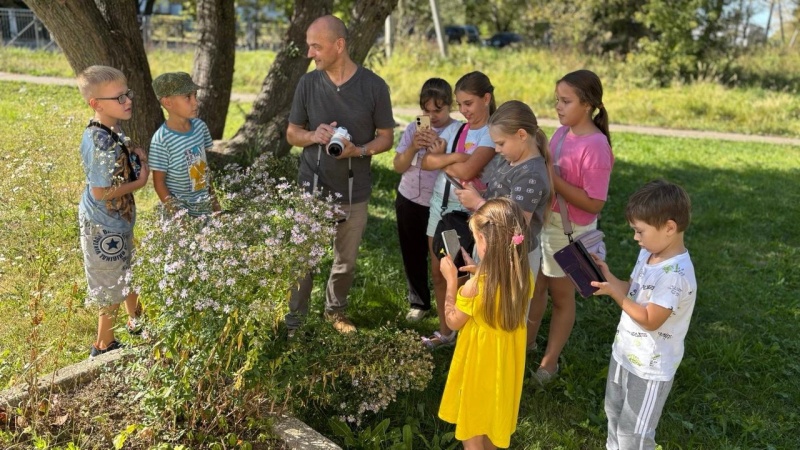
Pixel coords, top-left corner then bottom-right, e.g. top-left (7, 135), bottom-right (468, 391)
top-left (216, 0), bottom-right (398, 165)
top-left (213, 0), bottom-right (332, 166)
top-left (193, 0), bottom-right (236, 140)
top-left (347, 0), bottom-right (400, 64)
top-left (23, 0), bottom-right (163, 150)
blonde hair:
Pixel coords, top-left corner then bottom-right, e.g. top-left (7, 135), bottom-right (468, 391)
top-left (77, 65), bottom-right (126, 102)
top-left (488, 100), bottom-right (555, 219)
top-left (470, 197), bottom-right (532, 331)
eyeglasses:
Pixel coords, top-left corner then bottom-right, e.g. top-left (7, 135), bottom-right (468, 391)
top-left (95, 89), bottom-right (135, 104)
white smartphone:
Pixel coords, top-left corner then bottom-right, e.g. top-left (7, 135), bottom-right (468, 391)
top-left (442, 229), bottom-right (462, 257)
top-left (415, 115), bottom-right (431, 131)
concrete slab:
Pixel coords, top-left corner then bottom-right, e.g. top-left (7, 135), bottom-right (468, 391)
top-left (0, 349), bottom-right (341, 449)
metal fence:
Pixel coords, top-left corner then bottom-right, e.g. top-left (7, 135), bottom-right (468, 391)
top-left (1, 8), bottom-right (285, 51)
top-left (0, 8), bottom-right (55, 49)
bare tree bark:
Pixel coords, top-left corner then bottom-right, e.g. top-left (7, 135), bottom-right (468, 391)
top-left (23, 0), bottom-right (163, 150)
top-left (216, 0), bottom-right (399, 165)
top-left (213, 0), bottom-right (332, 165)
top-left (347, 0), bottom-right (400, 64)
top-left (192, 0), bottom-right (236, 139)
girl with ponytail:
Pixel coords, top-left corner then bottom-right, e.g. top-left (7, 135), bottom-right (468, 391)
top-left (527, 69), bottom-right (614, 384)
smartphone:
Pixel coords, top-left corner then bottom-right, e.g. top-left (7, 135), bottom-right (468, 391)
top-left (415, 115), bottom-right (431, 131)
top-left (441, 229), bottom-right (462, 257)
top-left (444, 173), bottom-right (464, 189)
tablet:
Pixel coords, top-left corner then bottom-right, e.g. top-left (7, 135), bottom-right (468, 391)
top-left (554, 239), bottom-right (607, 297)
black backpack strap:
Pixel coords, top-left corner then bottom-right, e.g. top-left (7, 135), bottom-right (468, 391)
top-left (87, 119), bottom-right (139, 182)
top-left (441, 123), bottom-right (469, 212)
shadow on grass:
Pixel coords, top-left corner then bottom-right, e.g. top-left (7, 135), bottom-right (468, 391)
top-left (292, 146), bottom-right (800, 448)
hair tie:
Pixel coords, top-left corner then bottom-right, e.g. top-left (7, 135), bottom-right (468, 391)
top-left (511, 233), bottom-right (524, 246)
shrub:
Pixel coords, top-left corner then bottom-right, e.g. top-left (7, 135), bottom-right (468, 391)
top-left (131, 153), bottom-right (339, 434)
top-left (283, 323), bottom-right (435, 427)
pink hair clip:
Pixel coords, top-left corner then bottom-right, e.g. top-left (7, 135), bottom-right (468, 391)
top-left (511, 233), bottom-right (524, 246)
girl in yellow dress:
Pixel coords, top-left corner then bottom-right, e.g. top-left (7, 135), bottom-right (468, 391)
top-left (438, 197), bottom-right (534, 449)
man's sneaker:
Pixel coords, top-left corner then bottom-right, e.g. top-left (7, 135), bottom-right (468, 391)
top-left (405, 308), bottom-right (428, 322)
top-left (324, 312), bottom-right (356, 334)
top-left (89, 340), bottom-right (123, 358)
top-left (126, 316), bottom-right (143, 335)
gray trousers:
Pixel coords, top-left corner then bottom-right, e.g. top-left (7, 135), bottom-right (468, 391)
top-left (285, 201), bottom-right (369, 329)
top-left (605, 357), bottom-right (674, 450)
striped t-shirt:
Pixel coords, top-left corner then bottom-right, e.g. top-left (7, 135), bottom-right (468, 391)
top-left (149, 118), bottom-right (214, 216)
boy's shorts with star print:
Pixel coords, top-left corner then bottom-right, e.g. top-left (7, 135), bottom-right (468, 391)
top-left (79, 216), bottom-right (134, 307)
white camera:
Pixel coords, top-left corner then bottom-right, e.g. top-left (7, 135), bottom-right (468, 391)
top-left (326, 126), bottom-right (351, 157)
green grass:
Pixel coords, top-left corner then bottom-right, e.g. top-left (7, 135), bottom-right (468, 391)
top-left (3, 45), bottom-right (800, 136)
top-left (1, 75), bottom-right (799, 447)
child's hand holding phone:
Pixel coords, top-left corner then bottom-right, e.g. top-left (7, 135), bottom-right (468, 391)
top-left (454, 182), bottom-right (484, 212)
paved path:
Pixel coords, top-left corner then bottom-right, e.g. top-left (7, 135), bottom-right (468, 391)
top-left (4, 71), bottom-right (799, 147)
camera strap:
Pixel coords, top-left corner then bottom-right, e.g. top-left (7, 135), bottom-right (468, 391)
top-left (314, 144), bottom-right (352, 223)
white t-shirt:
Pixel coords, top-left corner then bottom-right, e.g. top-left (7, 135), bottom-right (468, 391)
top-left (431, 124), bottom-right (495, 207)
top-left (612, 249), bottom-right (697, 381)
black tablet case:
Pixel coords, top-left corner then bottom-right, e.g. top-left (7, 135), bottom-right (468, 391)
top-left (554, 239), bottom-right (607, 298)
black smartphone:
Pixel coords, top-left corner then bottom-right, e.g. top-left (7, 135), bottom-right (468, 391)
top-left (444, 173), bottom-right (464, 189)
top-left (441, 229), bottom-right (462, 258)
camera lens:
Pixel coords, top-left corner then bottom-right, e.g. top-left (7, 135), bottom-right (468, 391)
top-left (327, 141), bottom-right (343, 157)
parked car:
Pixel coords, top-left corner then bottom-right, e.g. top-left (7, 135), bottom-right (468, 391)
top-left (428, 25), bottom-right (480, 44)
top-left (486, 32), bottom-right (523, 48)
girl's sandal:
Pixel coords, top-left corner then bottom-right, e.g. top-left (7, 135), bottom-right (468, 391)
top-left (421, 331), bottom-right (457, 350)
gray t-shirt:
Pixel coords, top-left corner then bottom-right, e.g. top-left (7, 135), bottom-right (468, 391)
top-left (289, 66), bottom-right (394, 204)
top-left (484, 155), bottom-right (550, 250)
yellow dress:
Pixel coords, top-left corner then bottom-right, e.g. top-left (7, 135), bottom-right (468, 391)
top-left (438, 276), bottom-right (532, 448)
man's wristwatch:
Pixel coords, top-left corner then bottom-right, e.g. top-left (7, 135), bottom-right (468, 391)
top-left (359, 145), bottom-right (368, 158)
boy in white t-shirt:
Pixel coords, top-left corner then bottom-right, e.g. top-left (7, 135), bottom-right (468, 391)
top-left (591, 180), bottom-right (697, 450)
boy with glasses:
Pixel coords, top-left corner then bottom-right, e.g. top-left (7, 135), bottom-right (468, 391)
top-left (149, 72), bottom-right (219, 217)
top-left (76, 65), bottom-right (149, 357)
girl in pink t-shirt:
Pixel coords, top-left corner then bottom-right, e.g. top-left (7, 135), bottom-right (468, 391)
top-left (527, 70), bottom-right (614, 384)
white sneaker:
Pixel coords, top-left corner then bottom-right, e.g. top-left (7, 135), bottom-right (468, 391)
top-left (405, 308), bottom-right (428, 322)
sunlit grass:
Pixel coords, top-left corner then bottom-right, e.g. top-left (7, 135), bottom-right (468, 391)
top-left (3, 45), bottom-right (800, 136)
top-left (1, 64), bottom-right (799, 448)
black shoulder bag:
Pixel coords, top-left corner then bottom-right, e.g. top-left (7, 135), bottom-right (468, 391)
top-left (431, 123), bottom-right (474, 268)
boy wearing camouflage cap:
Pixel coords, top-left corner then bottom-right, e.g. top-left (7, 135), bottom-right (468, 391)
top-left (149, 72), bottom-right (220, 216)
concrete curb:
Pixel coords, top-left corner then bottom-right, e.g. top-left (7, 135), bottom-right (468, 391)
top-left (273, 414), bottom-right (342, 450)
top-left (0, 349), bottom-right (125, 409)
top-left (0, 350), bottom-right (341, 450)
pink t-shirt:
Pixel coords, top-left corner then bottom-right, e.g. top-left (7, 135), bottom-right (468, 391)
top-left (550, 126), bottom-right (614, 225)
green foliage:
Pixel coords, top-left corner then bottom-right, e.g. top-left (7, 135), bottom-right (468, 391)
top-left (283, 323), bottom-right (434, 426)
top-left (2, 54), bottom-right (800, 449)
top-left (631, 0), bottom-right (737, 85)
top-left (132, 153), bottom-right (338, 432)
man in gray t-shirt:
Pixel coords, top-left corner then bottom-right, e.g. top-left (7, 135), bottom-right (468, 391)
top-left (285, 15), bottom-right (394, 334)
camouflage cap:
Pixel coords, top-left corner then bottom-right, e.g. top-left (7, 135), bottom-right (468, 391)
top-left (152, 72), bottom-right (201, 98)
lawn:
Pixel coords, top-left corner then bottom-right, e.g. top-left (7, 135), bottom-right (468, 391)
top-left (3, 45), bottom-right (800, 137)
top-left (1, 78), bottom-right (799, 447)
